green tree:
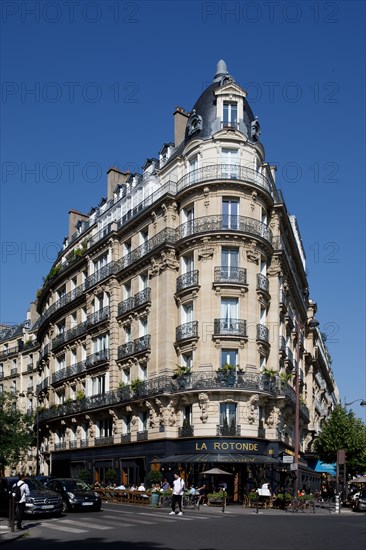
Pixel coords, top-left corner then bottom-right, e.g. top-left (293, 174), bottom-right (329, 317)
top-left (314, 405), bottom-right (366, 475)
top-left (0, 392), bottom-right (34, 474)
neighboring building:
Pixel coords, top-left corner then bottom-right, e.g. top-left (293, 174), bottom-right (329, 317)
top-left (1, 61), bottom-right (339, 494)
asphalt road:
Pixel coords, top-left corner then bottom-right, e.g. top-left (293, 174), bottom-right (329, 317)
top-left (2, 503), bottom-right (365, 550)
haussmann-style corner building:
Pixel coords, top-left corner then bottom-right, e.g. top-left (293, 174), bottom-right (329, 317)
top-left (0, 61), bottom-right (339, 497)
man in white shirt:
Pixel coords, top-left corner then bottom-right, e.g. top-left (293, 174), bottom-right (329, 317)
top-left (169, 473), bottom-right (185, 516)
top-left (14, 474), bottom-right (30, 530)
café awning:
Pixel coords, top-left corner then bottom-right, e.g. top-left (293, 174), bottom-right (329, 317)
top-left (153, 453), bottom-right (279, 464)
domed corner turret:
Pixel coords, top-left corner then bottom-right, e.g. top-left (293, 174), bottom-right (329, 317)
top-left (183, 60), bottom-right (260, 147)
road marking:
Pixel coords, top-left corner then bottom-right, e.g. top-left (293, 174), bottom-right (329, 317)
top-left (41, 523), bottom-right (86, 534)
top-left (57, 519), bottom-right (112, 530)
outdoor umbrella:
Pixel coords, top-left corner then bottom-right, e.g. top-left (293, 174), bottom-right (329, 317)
top-left (202, 468), bottom-right (233, 512)
top-left (203, 468), bottom-right (233, 476)
top-left (348, 476), bottom-right (366, 484)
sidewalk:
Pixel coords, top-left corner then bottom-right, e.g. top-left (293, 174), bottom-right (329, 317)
top-left (0, 517), bottom-right (29, 544)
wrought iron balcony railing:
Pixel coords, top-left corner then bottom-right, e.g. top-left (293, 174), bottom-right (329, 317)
top-left (178, 425), bottom-right (194, 437)
top-left (10, 367), bottom-right (18, 376)
top-left (257, 273), bottom-right (269, 293)
top-left (121, 433), bottom-right (131, 443)
top-left (137, 430), bottom-right (148, 441)
top-left (256, 323), bottom-right (269, 342)
top-left (176, 271), bottom-right (199, 293)
top-left (52, 360), bottom-right (87, 384)
top-left (85, 349), bottom-right (110, 367)
top-left (87, 306), bottom-right (110, 326)
top-left (118, 297), bottom-right (135, 316)
top-left (27, 364), bottom-right (34, 373)
top-left (176, 321), bottom-right (199, 342)
top-left (177, 164), bottom-right (272, 196)
top-left (176, 215), bottom-right (272, 245)
top-left (88, 224), bottom-right (113, 248)
top-left (214, 266), bottom-right (247, 285)
top-left (36, 372), bottom-right (306, 425)
top-left (36, 377), bottom-right (50, 393)
top-left (118, 335), bottom-right (151, 360)
top-left (80, 439), bottom-right (89, 447)
top-left (54, 442), bottom-right (66, 451)
top-left (213, 319), bottom-right (247, 338)
top-left (279, 336), bottom-right (286, 353)
top-left (134, 288), bottom-right (151, 308)
top-left (95, 436), bottom-right (114, 446)
top-left (216, 424), bottom-right (241, 437)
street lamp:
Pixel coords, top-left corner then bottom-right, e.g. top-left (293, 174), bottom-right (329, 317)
top-left (293, 316), bottom-right (319, 499)
top-left (344, 399), bottom-right (366, 407)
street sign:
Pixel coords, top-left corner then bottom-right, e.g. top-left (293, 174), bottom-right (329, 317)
top-left (283, 455), bottom-right (294, 464)
top-left (290, 463), bottom-right (298, 471)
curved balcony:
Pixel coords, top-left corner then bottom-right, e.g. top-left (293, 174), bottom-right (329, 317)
top-left (214, 266), bottom-right (247, 286)
top-left (85, 349), bottom-right (110, 368)
top-left (176, 215), bottom-right (272, 246)
top-left (214, 318), bottom-right (247, 339)
top-left (36, 372), bottom-right (286, 425)
top-left (216, 424), bottom-right (241, 437)
top-left (256, 323), bottom-right (269, 343)
top-left (176, 271), bottom-right (199, 293)
top-left (118, 335), bottom-right (151, 360)
top-left (176, 321), bottom-right (199, 342)
top-left (52, 360), bottom-right (87, 385)
top-left (87, 306), bottom-right (110, 327)
top-left (256, 273), bottom-right (269, 294)
top-left (177, 164), bottom-right (272, 197)
top-left (38, 284), bottom-right (86, 334)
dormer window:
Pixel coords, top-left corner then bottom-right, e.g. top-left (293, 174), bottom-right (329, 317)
top-left (223, 102), bottom-right (238, 129)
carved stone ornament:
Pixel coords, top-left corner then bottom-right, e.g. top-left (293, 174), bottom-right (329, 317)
top-left (247, 394), bottom-right (259, 425)
top-left (160, 249), bottom-right (179, 271)
top-left (245, 240), bottom-right (260, 264)
top-left (267, 255), bottom-right (282, 277)
top-left (187, 109), bottom-right (203, 137)
top-left (198, 392), bottom-right (209, 423)
top-left (198, 238), bottom-right (216, 262)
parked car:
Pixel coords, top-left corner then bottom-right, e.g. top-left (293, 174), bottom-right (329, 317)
top-left (353, 488), bottom-right (366, 512)
top-left (0, 477), bottom-right (62, 516)
top-left (45, 478), bottom-right (101, 512)
top-left (35, 475), bottom-right (56, 486)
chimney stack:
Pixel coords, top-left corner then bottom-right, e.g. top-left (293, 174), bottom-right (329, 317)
top-left (173, 106), bottom-right (190, 147)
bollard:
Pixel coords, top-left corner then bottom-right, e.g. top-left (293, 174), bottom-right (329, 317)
top-left (8, 493), bottom-right (15, 532)
top-left (335, 495), bottom-right (340, 514)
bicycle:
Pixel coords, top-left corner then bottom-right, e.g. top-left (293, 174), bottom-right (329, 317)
top-left (287, 497), bottom-right (315, 513)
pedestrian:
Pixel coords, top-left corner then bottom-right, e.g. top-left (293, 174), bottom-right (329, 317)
top-left (169, 473), bottom-right (185, 516)
top-left (13, 474), bottom-right (30, 530)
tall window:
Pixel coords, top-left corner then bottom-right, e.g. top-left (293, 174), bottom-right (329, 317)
top-left (223, 102), bottom-right (238, 128)
top-left (93, 333), bottom-right (109, 352)
top-left (221, 298), bottom-right (238, 329)
top-left (220, 402), bottom-right (237, 429)
top-left (182, 404), bottom-right (192, 425)
top-left (222, 149), bottom-right (238, 179)
top-left (222, 247), bottom-right (239, 277)
top-left (98, 419), bottom-right (113, 438)
top-left (140, 272), bottom-right (148, 290)
top-left (222, 198), bottom-right (239, 229)
top-left (182, 303), bottom-right (193, 324)
top-left (182, 353), bottom-right (193, 369)
top-left (221, 349), bottom-right (237, 368)
top-left (182, 206), bottom-right (194, 237)
top-left (93, 253), bottom-right (108, 272)
top-left (122, 414), bottom-right (131, 435)
top-left (122, 368), bottom-right (131, 385)
top-left (182, 254), bottom-right (194, 274)
top-left (139, 363), bottom-right (148, 381)
top-left (92, 374), bottom-right (106, 395)
top-left (188, 155), bottom-right (198, 183)
top-left (139, 411), bottom-right (148, 432)
top-left (139, 318), bottom-right (148, 337)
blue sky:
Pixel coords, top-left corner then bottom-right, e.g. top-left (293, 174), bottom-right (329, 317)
top-left (1, 1), bottom-right (365, 419)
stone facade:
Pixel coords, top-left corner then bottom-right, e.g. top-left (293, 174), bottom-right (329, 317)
top-left (0, 61), bottom-right (339, 483)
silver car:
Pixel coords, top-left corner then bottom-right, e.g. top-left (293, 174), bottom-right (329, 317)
top-left (353, 488), bottom-right (366, 512)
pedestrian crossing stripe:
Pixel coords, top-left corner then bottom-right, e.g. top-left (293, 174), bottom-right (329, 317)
top-left (58, 519), bottom-right (113, 530)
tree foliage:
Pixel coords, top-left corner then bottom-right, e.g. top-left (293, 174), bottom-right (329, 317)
top-left (0, 392), bottom-right (34, 474)
top-left (314, 405), bottom-right (366, 475)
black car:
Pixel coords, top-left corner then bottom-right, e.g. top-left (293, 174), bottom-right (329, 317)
top-left (45, 478), bottom-right (101, 512)
top-left (0, 477), bottom-right (62, 516)
top-left (35, 475), bottom-right (56, 486)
